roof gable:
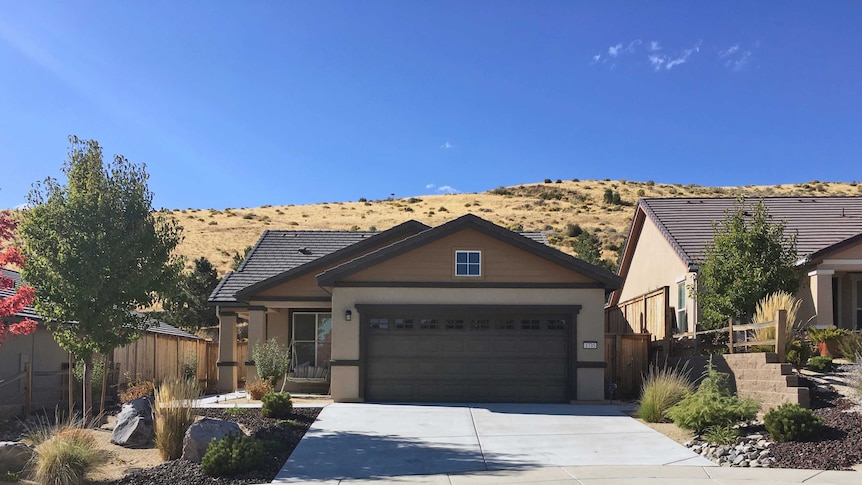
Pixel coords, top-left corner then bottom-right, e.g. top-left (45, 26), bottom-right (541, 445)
top-left (317, 213), bottom-right (621, 289)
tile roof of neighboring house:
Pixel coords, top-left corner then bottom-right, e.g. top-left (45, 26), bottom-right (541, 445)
top-left (1, 269), bottom-right (202, 340)
top-left (639, 197), bottom-right (862, 268)
top-left (209, 219), bottom-right (555, 305)
top-left (0, 268), bottom-right (40, 319)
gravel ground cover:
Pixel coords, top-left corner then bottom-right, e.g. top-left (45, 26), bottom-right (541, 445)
top-left (104, 407), bottom-right (320, 485)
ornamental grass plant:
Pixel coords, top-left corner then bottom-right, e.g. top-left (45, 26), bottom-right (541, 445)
top-left (154, 378), bottom-right (200, 460)
top-left (26, 413), bottom-right (108, 485)
top-left (752, 291), bottom-right (804, 344)
top-left (637, 362), bottom-right (694, 423)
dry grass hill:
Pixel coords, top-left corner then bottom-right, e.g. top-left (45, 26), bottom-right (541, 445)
top-left (166, 179), bottom-right (862, 275)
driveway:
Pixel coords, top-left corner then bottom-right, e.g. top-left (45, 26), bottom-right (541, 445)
top-left (274, 403), bottom-right (714, 483)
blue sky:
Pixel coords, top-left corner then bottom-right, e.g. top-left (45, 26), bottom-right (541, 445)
top-left (1, 2), bottom-right (860, 210)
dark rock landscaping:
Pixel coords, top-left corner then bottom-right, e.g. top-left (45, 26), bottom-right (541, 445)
top-left (106, 407), bottom-right (320, 485)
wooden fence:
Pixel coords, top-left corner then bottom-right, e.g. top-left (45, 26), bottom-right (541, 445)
top-left (675, 310), bottom-right (788, 360)
top-left (604, 333), bottom-right (650, 398)
top-left (605, 287), bottom-right (672, 356)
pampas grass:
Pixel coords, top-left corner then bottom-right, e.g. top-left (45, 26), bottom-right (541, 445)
top-left (753, 291), bottom-right (805, 343)
top-left (154, 378), bottom-right (200, 460)
top-left (26, 413), bottom-right (108, 485)
top-left (638, 362), bottom-right (694, 423)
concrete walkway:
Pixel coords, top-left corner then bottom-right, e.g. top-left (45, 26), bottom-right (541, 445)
top-left (273, 403), bottom-right (714, 483)
top-left (275, 465), bottom-right (860, 484)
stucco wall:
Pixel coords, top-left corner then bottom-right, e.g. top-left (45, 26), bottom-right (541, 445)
top-left (330, 286), bottom-right (607, 402)
top-left (618, 216), bottom-right (689, 303)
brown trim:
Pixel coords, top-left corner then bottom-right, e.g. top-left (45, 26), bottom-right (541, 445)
top-left (218, 311), bottom-right (238, 317)
top-left (807, 232), bottom-right (862, 265)
top-left (330, 360), bottom-right (360, 366)
top-left (317, 214), bottom-right (622, 289)
top-left (244, 360), bottom-right (256, 366)
top-left (216, 361), bottom-right (238, 367)
top-left (335, 281), bottom-right (606, 289)
top-left (574, 361), bottom-right (607, 369)
top-left (247, 305), bottom-right (268, 311)
top-left (251, 296), bottom-right (332, 302)
top-left (235, 220), bottom-right (430, 298)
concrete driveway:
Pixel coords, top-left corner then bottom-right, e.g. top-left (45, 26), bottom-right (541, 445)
top-left (274, 403), bottom-right (713, 483)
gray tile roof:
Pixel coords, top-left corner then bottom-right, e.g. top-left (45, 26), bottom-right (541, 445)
top-left (209, 223), bottom-right (554, 305)
top-left (640, 197), bottom-right (862, 267)
top-left (1, 268), bottom-right (39, 320)
top-left (209, 230), bottom-right (383, 304)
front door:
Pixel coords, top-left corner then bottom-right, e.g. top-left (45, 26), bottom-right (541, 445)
top-left (855, 279), bottom-right (862, 330)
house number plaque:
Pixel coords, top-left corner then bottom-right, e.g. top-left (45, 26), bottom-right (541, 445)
top-left (583, 341), bottom-right (598, 349)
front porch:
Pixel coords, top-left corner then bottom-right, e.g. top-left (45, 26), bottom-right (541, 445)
top-left (216, 304), bottom-right (333, 393)
top-left (803, 266), bottom-right (862, 330)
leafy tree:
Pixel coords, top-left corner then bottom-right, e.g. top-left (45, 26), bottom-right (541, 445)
top-left (252, 338), bottom-right (290, 390)
top-left (0, 211), bottom-right (37, 345)
top-left (163, 256), bottom-right (220, 331)
top-left (19, 136), bottom-right (183, 419)
top-left (571, 230), bottom-right (614, 271)
top-left (231, 245), bottom-right (253, 271)
top-left (696, 199), bottom-right (801, 329)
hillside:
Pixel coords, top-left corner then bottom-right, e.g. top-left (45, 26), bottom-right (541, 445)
top-left (167, 179), bottom-right (862, 275)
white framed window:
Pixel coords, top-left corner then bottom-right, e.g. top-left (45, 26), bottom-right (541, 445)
top-left (676, 280), bottom-right (688, 333)
top-left (292, 312), bottom-right (332, 369)
top-left (455, 250), bottom-right (481, 277)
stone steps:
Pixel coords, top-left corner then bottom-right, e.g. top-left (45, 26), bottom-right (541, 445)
top-left (721, 353), bottom-right (809, 411)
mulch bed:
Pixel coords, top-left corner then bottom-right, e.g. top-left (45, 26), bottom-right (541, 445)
top-left (769, 378), bottom-right (862, 471)
top-left (106, 407), bottom-right (320, 485)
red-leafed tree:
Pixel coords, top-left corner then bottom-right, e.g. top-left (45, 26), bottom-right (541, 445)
top-left (0, 210), bottom-right (37, 345)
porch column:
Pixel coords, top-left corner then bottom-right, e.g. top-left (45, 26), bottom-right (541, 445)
top-left (809, 269), bottom-right (835, 327)
top-left (246, 307), bottom-right (267, 384)
top-left (216, 311), bottom-right (238, 392)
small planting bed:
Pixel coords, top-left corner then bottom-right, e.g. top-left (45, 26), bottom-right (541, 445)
top-left (107, 407), bottom-right (320, 485)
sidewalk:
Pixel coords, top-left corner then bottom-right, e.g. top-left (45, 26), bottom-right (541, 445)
top-left (274, 465), bottom-right (860, 484)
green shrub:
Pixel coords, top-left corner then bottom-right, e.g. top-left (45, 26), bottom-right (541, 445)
top-left (667, 360), bottom-right (760, 432)
top-left (837, 333), bottom-right (862, 362)
top-left (807, 327), bottom-right (851, 344)
top-left (637, 363), bottom-right (693, 423)
top-left (252, 338), bottom-right (290, 388)
top-left (806, 356), bottom-right (834, 372)
top-left (703, 425), bottom-right (739, 445)
top-left (785, 339), bottom-right (812, 371)
top-left (200, 434), bottom-right (263, 477)
top-left (763, 403), bottom-right (823, 442)
top-left (564, 223), bottom-right (583, 238)
top-left (261, 392), bottom-right (293, 419)
top-left (154, 378), bottom-right (200, 460)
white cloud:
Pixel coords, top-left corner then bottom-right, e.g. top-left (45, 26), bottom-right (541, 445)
top-left (592, 54), bottom-right (601, 63)
top-left (437, 185), bottom-right (459, 194)
top-left (720, 44), bottom-right (752, 71)
top-left (440, 141), bottom-right (453, 149)
top-left (649, 41), bottom-right (661, 52)
top-left (608, 43), bottom-right (623, 57)
top-left (608, 40), bottom-right (641, 58)
top-left (425, 183), bottom-right (435, 189)
top-left (648, 42), bottom-right (701, 71)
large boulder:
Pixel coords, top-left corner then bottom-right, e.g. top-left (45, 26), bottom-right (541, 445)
top-left (0, 441), bottom-right (34, 473)
top-left (181, 418), bottom-right (244, 463)
top-left (111, 397), bottom-right (154, 447)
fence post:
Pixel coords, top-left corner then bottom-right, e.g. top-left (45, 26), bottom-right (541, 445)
top-left (23, 362), bottom-right (32, 415)
top-left (775, 309), bottom-right (787, 362)
top-left (727, 317), bottom-right (734, 354)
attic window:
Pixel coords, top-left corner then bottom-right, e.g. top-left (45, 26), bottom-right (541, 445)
top-left (455, 250), bottom-right (481, 277)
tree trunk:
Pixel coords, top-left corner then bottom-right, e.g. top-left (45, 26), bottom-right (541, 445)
top-left (82, 358), bottom-right (92, 423)
top-left (98, 354), bottom-right (109, 425)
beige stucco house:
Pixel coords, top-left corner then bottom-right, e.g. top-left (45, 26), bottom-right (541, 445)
top-left (613, 197), bottom-right (862, 333)
top-left (208, 214), bottom-right (621, 402)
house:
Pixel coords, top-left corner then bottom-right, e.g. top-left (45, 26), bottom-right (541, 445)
top-left (0, 268), bottom-right (206, 414)
top-left (208, 213), bottom-right (621, 403)
top-left (613, 197), bottom-right (862, 333)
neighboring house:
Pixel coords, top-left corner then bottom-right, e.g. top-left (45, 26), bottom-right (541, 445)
top-left (208, 214), bottom-right (621, 403)
top-left (0, 268), bottom-right (204, 414)
top-left (613, 197), bottom-right (862, 333)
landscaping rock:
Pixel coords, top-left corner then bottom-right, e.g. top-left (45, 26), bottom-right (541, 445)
top-left (181, 418), bottom-right (245, 464)
top-left (685, 429), bottom-right (774, 468)
top-left (0, 441), bottom-right (33, 473)
top-left (111, 397), bottom-right (154, 447)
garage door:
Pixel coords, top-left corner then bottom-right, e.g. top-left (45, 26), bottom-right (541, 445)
top-left (364, 309), bottom-right (570, 402)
